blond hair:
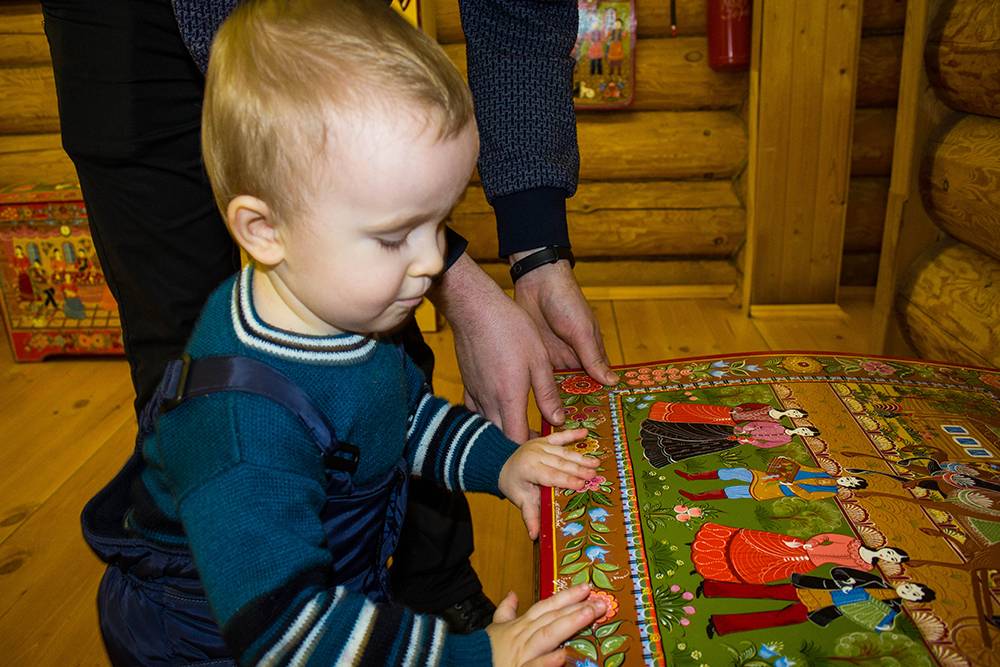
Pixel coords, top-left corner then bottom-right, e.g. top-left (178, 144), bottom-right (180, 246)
top-left (202, 0), bottom-right (474, 223)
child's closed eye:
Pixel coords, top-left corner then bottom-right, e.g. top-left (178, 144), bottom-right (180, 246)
top-left (377, 237), bottom-right (406, 251)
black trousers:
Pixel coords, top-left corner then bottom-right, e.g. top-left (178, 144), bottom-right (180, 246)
top-left (42, 0), bottom-right (480, 612)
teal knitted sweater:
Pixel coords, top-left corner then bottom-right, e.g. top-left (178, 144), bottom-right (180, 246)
top-left (131, 266), bottom-right (519, 665)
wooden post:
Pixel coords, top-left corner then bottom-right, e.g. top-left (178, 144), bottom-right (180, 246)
top-left (871, 0), bottom-right (949, 353)
top-left (743, 0), bottom-right (864, 309)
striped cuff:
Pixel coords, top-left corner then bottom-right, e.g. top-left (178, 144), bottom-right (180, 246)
top-left (442, 629), bottom-right (493, 667)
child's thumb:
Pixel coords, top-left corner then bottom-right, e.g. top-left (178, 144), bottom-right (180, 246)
top-left (493, 591), bottom-right (518, 624)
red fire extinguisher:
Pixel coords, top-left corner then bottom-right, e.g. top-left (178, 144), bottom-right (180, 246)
top-left (707, 0), bottom-right (752, 71)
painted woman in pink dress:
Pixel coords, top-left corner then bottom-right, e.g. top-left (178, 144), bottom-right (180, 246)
top-left (640, 402), bottom-right (815, 467)
top-left (691, 522), bottom-right (909, 584)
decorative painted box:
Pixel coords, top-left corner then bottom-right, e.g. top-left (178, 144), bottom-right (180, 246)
top-left (0, 183), bottom-right (123, 361)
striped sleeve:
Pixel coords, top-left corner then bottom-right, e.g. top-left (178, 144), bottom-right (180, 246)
top-left (405, 389), bottom-right (519, 494)
top-left (232, 585), bottom-right (491, 666)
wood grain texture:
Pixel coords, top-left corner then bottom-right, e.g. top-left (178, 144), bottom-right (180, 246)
top-left (0, 133), bottom-right (77, 187)
top-left (925, 0), bottom-right (1000, 119)
top-left (578, 111), bottom-right (746, 180)
top-left (746, 0), bottom-right (863, 305)
top-left (920, 113), bottom-right (1000, 261)
top-left (898, 241), bottom-right (1000, 367)
top-left (845, 177), bottom-right (889, 252)
top-left (0, 3), bottom-right (50, 66)
top-left (0, 66), bottom-right (59, 135)
top-left (432, 0), bottom-right (906, 43)
top-left (852, 107), bottom-right (897, 176)
top-left (857, 35), bottom-right (903, 107)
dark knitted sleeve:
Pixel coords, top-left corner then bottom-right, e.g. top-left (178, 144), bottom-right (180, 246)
top-left (459, 0), bottom-right (580, 257)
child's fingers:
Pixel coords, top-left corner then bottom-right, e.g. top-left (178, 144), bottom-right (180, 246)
top-left (522, 599), bottom-right (605, 657)
top-left (540, 443), bottom-right (600, 468)
top-left (535, 463), bottom-right (593, 490)
top-left (521, 583), bottom-right (592, 622)
top-left (523, 649), bottom-right (567, 667)
top-left (542, 427), bottom-right (588, 447)
top-left (493, 591), bottom-right (519, 624)
top-left (536, 454), bottom-right (599, 482)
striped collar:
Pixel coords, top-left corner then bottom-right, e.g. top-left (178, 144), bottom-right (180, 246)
top-left (229, 265), bottom-right (377, 364)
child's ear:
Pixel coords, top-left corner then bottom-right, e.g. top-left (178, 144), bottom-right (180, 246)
top-left (227, 195), bottom-right (284, 266)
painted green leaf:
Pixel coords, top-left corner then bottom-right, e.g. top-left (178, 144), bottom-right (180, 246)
top-left (591, 522), bottom-right (610, 533)
top-left (566, 639), bottom-right (597, 661)
top-left (570, 567), bottom-right (590, 586)
top-left (595, 620), bottom-right (623, 638)
top-left (590, 491), bottom-right (613, 506)
top-left (564, 536), bottom-right (584, 550)
top-left (563, 507), bottom-right (586, 521)
top-left (604, 653), bottom-right (625, 667)
top-left (583, 393), bottom-right (603, 406)
top-left (589, 533), bottom-right (609, 545)
top-left (600, 635), bottom-right (627, 654)
top-left (560, 561), bottom-right (588, 575)
top-left (594, 563), bottom-right (619, 572)
top-left (591, 568), bottom-right (615, 590)
top-left (564, 493), bottom-right (587, 512)
top-left (560, 550), bottom-right (581, 565)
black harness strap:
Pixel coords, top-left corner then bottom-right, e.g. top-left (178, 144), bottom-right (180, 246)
top-left (159, 355), bottom-right (359, 473)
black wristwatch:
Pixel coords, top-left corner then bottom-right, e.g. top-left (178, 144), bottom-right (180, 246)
top-left (509, 246), bottom-right (576, 283)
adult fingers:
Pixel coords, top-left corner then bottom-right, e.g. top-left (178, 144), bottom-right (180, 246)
top-left (566, 321), bottom-right (618, 386)
top-left (498, 393), bottom-right (531, 444)
top-left (523, 650), bottom-right (567, 667)
top-left (527, 350), bottom-right (563, 426)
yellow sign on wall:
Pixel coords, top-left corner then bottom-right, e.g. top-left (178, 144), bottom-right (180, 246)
top-left (390, 0), bottom-right (435, 37)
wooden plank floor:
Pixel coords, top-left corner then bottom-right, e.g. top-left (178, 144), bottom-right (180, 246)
top-left (0, 291), bottom-right (883, 664)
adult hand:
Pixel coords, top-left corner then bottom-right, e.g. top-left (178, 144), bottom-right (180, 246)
top-left (432, 253), bottom-right (564, 442)
top-left (487, 584), bottom-right (606, 667)
top-left (510, 253), bottom-right (618, 386)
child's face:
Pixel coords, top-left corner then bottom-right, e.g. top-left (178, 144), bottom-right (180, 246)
top-left (274, 109), bottom-right (479, 335)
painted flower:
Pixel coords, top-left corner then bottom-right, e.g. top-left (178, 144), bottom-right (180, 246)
top-left (757, 643), bottom-right (780, 659)
top-left (682, 605), bottom-right (696, 615)
top-left (682, 591), bottom-right (694, 601)
top-left (781, 355), bottom-right (823, 374)
top-left (774, 658), bottom-right (796, 667)
top-left (676, 513), bottom-right (691, 522)
top-left (561, 522), bottom-right (584, 537)
top-left (861, 360), bottom-right (896, 375)
top-left (679, 618), bottom-right (690, 626)
top-left (570, 438), bottom-right (600, 455)
top-left (688, 507), bottom-right (703, 518)
top-left (711, 360), bottom-right (728, 368)
top-left (670, 584), bottom-right (681, 593)
top-left (690, 651), bottom-right (702, 660)
top-left (588, 590), bottom-right (619, 625)
top-left (560, 375), bottom-right (603, 395)
top-left (584, 546), bottom-right (608, 562)
top-left (673, 504), bottom-right (688, 513)
top-left (745, 364), bottom-right (761, 372)
top-left (575, 660), bottom-right (598, 667)
top-left (582, 475), bottom-right (607, 491)
top-left (587, 507), bottom-right (609, 523)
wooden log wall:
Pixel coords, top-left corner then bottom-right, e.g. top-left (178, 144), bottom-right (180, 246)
top-left (895, 0), bottom-right (1000, 366)
top-left (438, 0), bottom-right (904, 288)
top-left (0, 0), bottom-right (904, 289)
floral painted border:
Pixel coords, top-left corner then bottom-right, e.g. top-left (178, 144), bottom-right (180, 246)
top-left (541, 353), bottom-right (999, 667)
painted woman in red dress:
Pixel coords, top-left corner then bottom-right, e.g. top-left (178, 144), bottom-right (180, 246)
top-left (691, 522), bottom-right (909, 584)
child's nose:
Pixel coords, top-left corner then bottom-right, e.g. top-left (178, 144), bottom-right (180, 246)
top-left (409, 236), bottom-right (444, 278)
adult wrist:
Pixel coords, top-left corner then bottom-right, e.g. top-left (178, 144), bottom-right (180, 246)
top-left (508, 246), bottom-right (575, 284)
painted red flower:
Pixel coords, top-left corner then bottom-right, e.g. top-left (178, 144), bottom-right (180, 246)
top-left (861, 360), bottom-right (896, 375)
top-left (588, 590), bottom-right (619, 625)
top-left (560, 375), bottom-right (603, 395)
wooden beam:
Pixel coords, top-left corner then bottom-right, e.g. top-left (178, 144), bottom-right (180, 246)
top-left (857, 35), bottom-right (903, 107)
top-left (744, 0), bottom-right (864, 305)
top-left (0, 133), bottom-right (77, 187)
top-left (925, 0), bottom-right (1000, 119)
top-left (872, 0), bottom-right (949, 354)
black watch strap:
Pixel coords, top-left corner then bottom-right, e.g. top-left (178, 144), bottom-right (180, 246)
top-left (509, 246), bottom-right (575, 283)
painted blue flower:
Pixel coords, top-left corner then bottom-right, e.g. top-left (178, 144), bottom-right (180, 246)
top-left (637, 402), bottom-right (650, 409)
top-left (643, 395), bottom-right (655, 401)
top-left (711, 360), bottom-right (728, 368)
top-left (575, 660), bottom-right (599, 667)
top-left (709, 369), bottom-right (727, 377)
top-left (758, 644), bottom-right (779, 659)
top-left (584, 546), bottom-right (609, 562)
top-left (625, 396), bottom-right (636, 403)
top-left (588, 507), bottom-right (609, 523)
top-left (775, 658), bottom-right (796, 667)
top-left (745, 364), bottom-right (761, 372)
top-left (562, 522), bottom-right (584, 536)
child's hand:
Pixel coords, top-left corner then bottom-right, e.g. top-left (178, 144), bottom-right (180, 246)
top-left (498, 428), bottom-right (600, 540)
top-left (486, 584), bottom-right (606, 667)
